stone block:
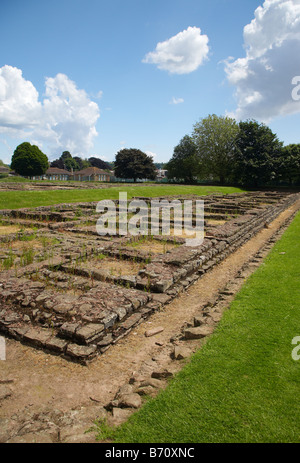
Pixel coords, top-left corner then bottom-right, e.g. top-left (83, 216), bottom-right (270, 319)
top-left (66, 344), bottom-right (97, 362)
top-left (184, 326), bottom-right (214, 340)
top-left (75, 323), bottom-right (105, 345)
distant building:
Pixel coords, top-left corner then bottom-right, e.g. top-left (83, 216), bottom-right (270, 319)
top-left (73, 166), bottom-right (111, 182)
top-left (156, 169), bottom-right (168, 180)
top-left (45, 167), bottom-right (72, 181)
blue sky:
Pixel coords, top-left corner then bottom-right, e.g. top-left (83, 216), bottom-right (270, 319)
top-left (1, 0), bottom-right (300, 164)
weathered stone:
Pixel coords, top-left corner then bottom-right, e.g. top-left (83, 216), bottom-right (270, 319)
top-left (35, 293), bottom-right (50, 303)
top-left (131, 298), bottom-right (141, 310)
top-left (153, 279), bottom-right (173, 293)
top-left (45, 337), bottom-right (68, 353)
top-left (44, 300), bottom-right (54, 310)
top-left (210, 311), bottom-right (223, 323)
top-left (118, 393), bottom-right (142, 409)
top-left (110, 408), bottom-right (132, 426)
top-left (145, 326), bottom-right (164, 337)
top-left (97, 334), bottom-right (113, 347)
top-left (151, 369), bottom-right (173, 380)
top-left (151, 293), bottom-right (172, 304)
top-left (75, 323), bottom-right (105, 345)
top-left (121, 313), bottom-right (142, 331)
top-left (139, 378), bottom-right (162, 389)
top-left (53, 303), bottom-right (73, 314)
top-left (101, 313), bottom-right (118, 329)
top-left (194, 315), bottom-right (206, 327)
top-left (114, 306), bottom-right (127, 321)
top-left (129, 372), bottom-right (147, 385)
top-left (66, 343), bottom-right (97, 362)
top-left (116, 384), bottom-right (134, 398)
top-left (2, 314), bottom-right (20, 325)
top-left (78, 303), bottom-right (92, 313)
top-left (59, 322), bottom-right (80, 340)
top-left (21, 296), bottom-right (31, 307)
top-left (23, 328), bottom-right (51, 347)
top-left (9, 325), bottom-right (29, 339)
top-left (136, 386), bottom-right (157, 397)
top-left (119, 276), bottom-right (136, 287)
top-left (220, 290), bottom-right (234, 296)
top-left (184, 326), bottom-right (214, 340)
top-left (173, 346), bottom-right (190, 360)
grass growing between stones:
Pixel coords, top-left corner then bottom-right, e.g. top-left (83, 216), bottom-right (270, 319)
top-left (96, 212), bottom-right (300, 443)
top-left (0, 185), bottom-right (246, 210)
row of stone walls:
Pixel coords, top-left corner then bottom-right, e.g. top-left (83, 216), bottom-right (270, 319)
top-left (0, 192), bottom-right (299, 363)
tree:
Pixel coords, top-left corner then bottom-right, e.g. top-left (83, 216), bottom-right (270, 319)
top-left (192, 114), bottom-right (240, 184)
top-left (11, 142), bottom-right (49, 177)
top-left (60, 151), bottom-right (79, 171)
top-left (50, 151), bottom-right (80, 171)
top-left (166, 135), bottom-right (200, 183)
top-left (234, 120), bottom-right (283, 186)
top-left (74, 156), bottom-right (91, 170)
top-left (115, 149), bottom-right (157, 182)
top-left (277, 144), bottom-right (300, 185)
top-left (88, 157), bottom-right (111, 171)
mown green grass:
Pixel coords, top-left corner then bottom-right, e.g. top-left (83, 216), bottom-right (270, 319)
top-left (95, 212), bottom-right (300, 443)
top-left (0, 176), bottom-right (32, 183)
top-left (0, 185), bottom-right (246, 210)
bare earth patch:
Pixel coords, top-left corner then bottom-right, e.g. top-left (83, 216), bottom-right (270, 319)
top-left (0, 239), bottom-right (43, 251)
top-left (0, 225), bottom-right (32, 235)
top-left (127, 238), bottom-right (178, 254)
top-left (78, 256), bottom-right (143, 277)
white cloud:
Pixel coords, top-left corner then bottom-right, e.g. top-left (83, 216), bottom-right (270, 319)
top-left (0, 65), bottom-right (100, 157)
top-left (169, 97), bottom-right (184, 105)
top-left (143, 26), bottom-right (209, 75)
top-left (0, 65), bottom-right (42, 131)
top-left (225, 0), bottom-right (300, 122)
top-left (145, 150), bottom-right (157, 159)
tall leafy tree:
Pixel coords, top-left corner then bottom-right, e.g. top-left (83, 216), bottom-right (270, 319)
top-left (73, 156), bottom-right (91, 170)
top-left (88, 157), bottom-right (111, 170)
top-left (50, 151), bottom-right (79, 171)
top-left (166, 135), bottom-right (200, 183)
top-left (11, 142), bottom-right (49, 177)
top-left (234, 120), bottom-right (283, 186)
top-left (60, 151), bottom-right (79, 171)
top-left (115, 149), bottom-right (157, 182)
top-left (277, 144), bottom-right (300, 185)
top-left (192, 114), bottom-right (240, 184)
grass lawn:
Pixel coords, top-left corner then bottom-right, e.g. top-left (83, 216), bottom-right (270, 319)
top-left (0, 176), bottom-right (32, 183)
top-left (0, 185), bottom-right (246, 210)
top-left (95, 211), bottom-right (300, 443)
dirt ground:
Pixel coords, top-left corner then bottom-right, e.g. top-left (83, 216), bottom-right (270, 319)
top-left (0, 226), bottom-right (32, 235)
top-left (0, 200), bottom-right (299, 443)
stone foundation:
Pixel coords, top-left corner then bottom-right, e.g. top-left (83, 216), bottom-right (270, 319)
top-left (0, 191), bottom-right (299, 364)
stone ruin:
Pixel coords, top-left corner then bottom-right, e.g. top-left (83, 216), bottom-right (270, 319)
top-left (0, 191), bottom-right (299, 364)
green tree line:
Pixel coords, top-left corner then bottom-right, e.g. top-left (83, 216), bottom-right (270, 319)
top-left (166, 115), bottom-right (300, 187)
top-left (50, 151), bottom-right (112, 172)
